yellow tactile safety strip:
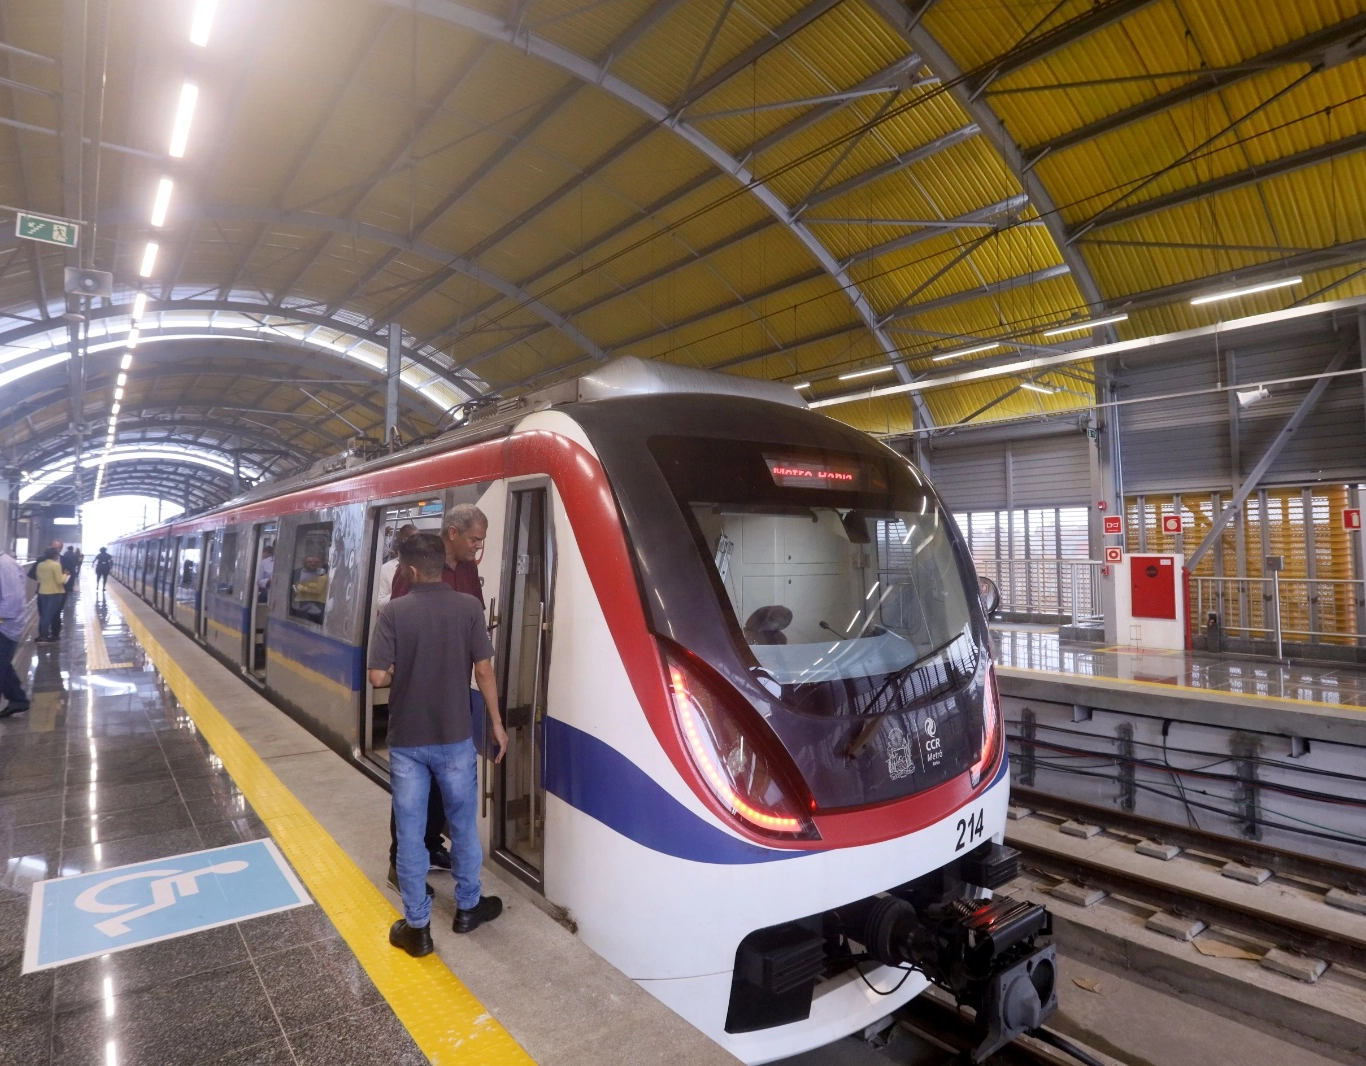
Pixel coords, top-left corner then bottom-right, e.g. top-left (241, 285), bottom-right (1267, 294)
top-left (108, 588), bottom-right (533, 1066)
top-left (79, 590), bottom-right (113, 671)
top-left (1001, 664), bottom-right (1366, 714)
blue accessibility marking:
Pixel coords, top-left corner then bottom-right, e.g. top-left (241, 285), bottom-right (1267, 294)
top-left (23, 839), bottom-right (312, 972)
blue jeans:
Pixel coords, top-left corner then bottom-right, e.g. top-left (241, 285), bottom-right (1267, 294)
top-left (391, 740), bottom-right (482, 927)
top-left (37, 594), bottom-right (62, 640)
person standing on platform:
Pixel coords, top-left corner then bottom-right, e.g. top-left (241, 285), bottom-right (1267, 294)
top-left (370, 533), bottom-right (508, 957)
top-left (35, 548), bottom-right (65, 645)
top-left (0, 547), bottom-right (31, 717)
top-left (384, 506), bottom-right (489, 889)
top-left (94, 548), bottom-right (113, 592)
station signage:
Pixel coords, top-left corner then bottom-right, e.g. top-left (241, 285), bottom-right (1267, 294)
top-left (1162, 514), bottom-right (1182, 534)
top-left (15, 211), bottom-right (79, 248)
top-left (1103, 515), bottom-right (1122, 535)
top-left (1104, 546), bottom-right (1123, 564)
top-left (1345, 509), bottom-right (1362, 532)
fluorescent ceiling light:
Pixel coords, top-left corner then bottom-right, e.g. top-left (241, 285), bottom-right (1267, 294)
top-left (138, 242), bottom-right (158, 278)
top-left (113, 388), bottom-right (123, 401)
top-left (126, 328), bottom-right (140, 349)
top-left (791, 381), bottom-right (810, 389)
top-left (190, 0), bottom-right (217, 46)
top-left (1043, 313), bottom-right (1128, 338)
top-left (1020, 381), bottom-right (1057, 394)
top-left (1190, 277), bottom-right (1301, 306)
top-left (169, 83), bottom-right (199, 158)
top-left (150, 178), bottom-right (173, 227)
top-left (838, 365), bottom-right (897, 381)
top-left (932, 342), bottom-right (999, 363)
top-left (116, 373), bottom-right (127, 386)
top-left (110, 402), bottom-right (120, 415)
top-left (131, 292), bottom-right (147, 321)
top-left (120, 353), bottom-right (133, 370)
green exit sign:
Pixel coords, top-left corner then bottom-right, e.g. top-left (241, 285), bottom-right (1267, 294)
top-left (16, 211), bottom-right (79, 248)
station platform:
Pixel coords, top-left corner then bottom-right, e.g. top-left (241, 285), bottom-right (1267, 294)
top-left (0, 584), bottom-right (740, 1066)
top-left (991, 623), bottom-right (1366, 747)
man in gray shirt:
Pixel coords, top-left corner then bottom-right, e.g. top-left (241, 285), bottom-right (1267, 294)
top-left (0, 548), bottom-right (31, 717)
top-left (369, 533), bottom-right (508, 957)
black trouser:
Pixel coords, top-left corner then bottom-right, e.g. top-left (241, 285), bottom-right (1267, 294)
top-left (389, 781), bottom-right (446, 866)
top-left (96, 570), bottom-right (109, 589)
top-left (0, 632), bottom-right (26, 707)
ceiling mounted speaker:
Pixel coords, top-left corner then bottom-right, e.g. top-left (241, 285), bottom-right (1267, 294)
top-left (1236, 386), bottom-right (1269, 408)
top-left (64, 267), bottom-right (114, 298)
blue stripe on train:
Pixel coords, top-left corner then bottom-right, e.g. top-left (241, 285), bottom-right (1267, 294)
top-left (266, 617), bottom-right (364, 691)
top-left (541, 717), bottom-right (799, 865)
top-left (206, 593), bottom-right (249, 633)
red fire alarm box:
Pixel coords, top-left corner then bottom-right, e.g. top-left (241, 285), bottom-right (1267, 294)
top-left (1130, 555), bottom-right (1177, 620)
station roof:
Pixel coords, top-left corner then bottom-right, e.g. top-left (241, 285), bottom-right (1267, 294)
top-left (3, 0), bottom-right (1364, 511)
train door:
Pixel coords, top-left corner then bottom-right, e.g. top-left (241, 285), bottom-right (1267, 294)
top-left (196, 532), bottom-right (216, 641)
top-left (171, 534), bottom-right (201, 626)
top-left (245, 523), bottom-right (277, 681)
top-left (360, 498), bottom-right (445, 770)
top-left (492, 482), bottom-right (555, 888)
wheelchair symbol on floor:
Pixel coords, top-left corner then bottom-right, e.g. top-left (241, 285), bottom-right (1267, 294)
top-left (75, 861), bottom-right (251, 937)
top-left (24, 839), bottom-right (312, 972)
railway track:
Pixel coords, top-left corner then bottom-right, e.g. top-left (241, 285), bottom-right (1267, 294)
top-left (894, 991), bottom-right (1110, 1065)
top-left (1006, 789), bottom-right (1366, 973)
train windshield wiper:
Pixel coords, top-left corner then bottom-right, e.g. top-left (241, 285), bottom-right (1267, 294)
top-left (843, 632), bottom-right (976, 759)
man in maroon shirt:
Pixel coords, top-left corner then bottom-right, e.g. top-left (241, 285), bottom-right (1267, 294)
top-left (385, 503), bottom-right (491, 893)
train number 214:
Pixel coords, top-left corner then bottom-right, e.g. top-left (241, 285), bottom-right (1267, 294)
top-left (955, 809), bottom-right (985, 852)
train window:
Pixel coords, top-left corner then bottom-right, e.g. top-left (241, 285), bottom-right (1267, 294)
top-left (650, 435), bottom-right (977, 719)
top-left (288, 522), bottom-right (333, 625)
top-left (217, 531), bottom-right (239, 594)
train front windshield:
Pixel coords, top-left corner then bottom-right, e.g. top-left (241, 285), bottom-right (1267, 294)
top-left (649, 433), bottom-right (987, 807)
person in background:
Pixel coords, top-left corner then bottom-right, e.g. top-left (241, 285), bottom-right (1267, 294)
top-left (291, 553), bottom-right (329, 623)
top-left (0, 546), bottom-right (31, 717)
top-left (370, 533), bottom-right (508, 957)
top-left (94, 548), bottom-right (113, 592)
top-left (376, 524), bottom-right (418, 612)
top-left (35, 548), bottom-right (65, 645)
top-left (60, 545), bottom-right (79, 592)
top-left (257, 545), bottom-right (275, 602)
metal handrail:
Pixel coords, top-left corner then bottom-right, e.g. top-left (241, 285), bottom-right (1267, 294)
top-left (1192, 574), bottom-right (1365, 644)
top-left (974, 557), bottom-right (1104, 624)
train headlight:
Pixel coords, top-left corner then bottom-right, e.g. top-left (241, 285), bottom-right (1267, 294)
top-left (969, 663), bottom-right (1002, 787)
top-left (662, 643), bottom-right (817, 840)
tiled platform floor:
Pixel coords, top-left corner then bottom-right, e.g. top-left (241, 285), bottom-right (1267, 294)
top-left (0, 586), bottom-right (425, 1066)
top-left (992, 624), bottom-right (1366, 708)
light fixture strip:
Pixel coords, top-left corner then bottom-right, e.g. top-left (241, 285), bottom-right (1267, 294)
top-left (1190, 277), bottom-right (1301, 307)
top-left (126, 328), bottom-right (140, 349)
top-left (131, 292), bottom-right (147, 321)
top-left (838, 365), bottom-right (897, 381)
top-left (190, 0), bottom-right (217, 46)
top-left (150, 178), bottom-right (174, 227)
top-left (168, 83), bottom-right (199, 158)
top-left (1042, 313), bottom-right (1129, 338)
top-left (932, 342), bottom-right (1000, 362)
top-left (138, 243), bottom-right (158, 279)
top-left (1019, 381), bottom-right (1054, 394)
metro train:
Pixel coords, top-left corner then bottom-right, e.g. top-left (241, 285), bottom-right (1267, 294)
top-left (111, 358), bottom-right (1055, 1064)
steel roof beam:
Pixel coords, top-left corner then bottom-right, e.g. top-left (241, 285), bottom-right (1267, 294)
top-left (866, 0), bottom-right (1108, 346)
top-left (388, 0), bottom-right (919, 415)
top-left (840, 194), bottom-right (1030, 267)
top-left (218, 11), bottom-right (393, 301)
top-left (1100, 238), bottom-right (1366, 315)
top-left (795, 122), bottom-right (979, 215)
top-left (1023, 13), bottom-right (1366, 162)
top-left (326, 81), bottom-right (582, 320)
top-left (272, 41), bottom-right (493, 304)
top-left (884, 263), bottom-right (1071, 320)
top-left (966, 0), bottom-right (1160, 98)
top-left (1071, 130), bottom-right (1366, 237)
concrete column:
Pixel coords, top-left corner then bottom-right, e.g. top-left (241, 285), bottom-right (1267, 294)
top-left (0, 478), bottom-right (12, 554)
top-left (386, 324), bottom-right (402, 445)
top-left (1093, 370), bottom-right (1121, 643)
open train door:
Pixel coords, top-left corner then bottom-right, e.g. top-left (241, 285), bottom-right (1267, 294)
top-left (491, 480), bottom-right (556, 890)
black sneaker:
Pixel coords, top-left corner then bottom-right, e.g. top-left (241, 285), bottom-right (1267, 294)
top-left (453, 895), bottom-right (502, 934)
top-left (388, 919), bottom-right (433, 958)
top-left (429, 845), bottom-right (452, 871)
top-left (0, 703), bottom-right (30, 718)
top-left (387, 864), bottom-right (434, 897)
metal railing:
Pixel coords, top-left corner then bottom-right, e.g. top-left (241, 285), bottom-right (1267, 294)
top-left (975, 557), bottom-right (1104, 624)
top-left (1192, 575), bottom-right (1365, 646)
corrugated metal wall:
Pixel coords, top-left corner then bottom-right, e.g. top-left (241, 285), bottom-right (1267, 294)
top-left (926, 434), bottom-right (1091, 511)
